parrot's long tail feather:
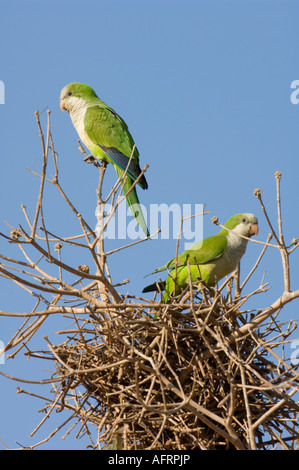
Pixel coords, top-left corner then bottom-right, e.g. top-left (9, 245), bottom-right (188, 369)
top-left (116, 167), bottom-right (149, 237)
top-left (142, 280), bottom-right (166, 293)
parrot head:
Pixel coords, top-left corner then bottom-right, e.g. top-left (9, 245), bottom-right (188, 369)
top-left (60, 82), bottom-right (98, 113)
top-left (223, 213), bottom-right (259, 238)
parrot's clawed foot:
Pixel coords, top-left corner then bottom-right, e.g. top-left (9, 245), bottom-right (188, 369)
top-left (82, 154), bottom-right (101, 167)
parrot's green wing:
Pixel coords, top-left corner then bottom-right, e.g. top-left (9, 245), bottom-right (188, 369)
top-left (148, 234), bottom-right (228, 276)
top-left (84, 105), bottom-right (147, 190)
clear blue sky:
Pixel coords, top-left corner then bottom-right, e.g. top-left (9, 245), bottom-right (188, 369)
top-left (0, 0), bottom-right (299, 449)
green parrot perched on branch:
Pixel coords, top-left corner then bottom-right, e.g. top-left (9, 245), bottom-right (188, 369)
top-left (60, 82), bottom-right (149, 236)
top-left (143, 213), bottom-right (259, 302)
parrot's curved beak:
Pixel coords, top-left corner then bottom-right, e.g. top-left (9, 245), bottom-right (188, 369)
top-left (60, 99), bottom-right (67, 111)
top-left (250, 223), bottom-right (259, 237)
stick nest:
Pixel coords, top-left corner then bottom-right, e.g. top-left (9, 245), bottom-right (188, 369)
top-left (41, 287), bottom-right (299, 450)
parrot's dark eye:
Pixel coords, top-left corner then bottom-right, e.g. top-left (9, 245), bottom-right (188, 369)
top-left (67, 91), bottom-right (72, 96)
top-left (242, 217), bottom-right (247, 223)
